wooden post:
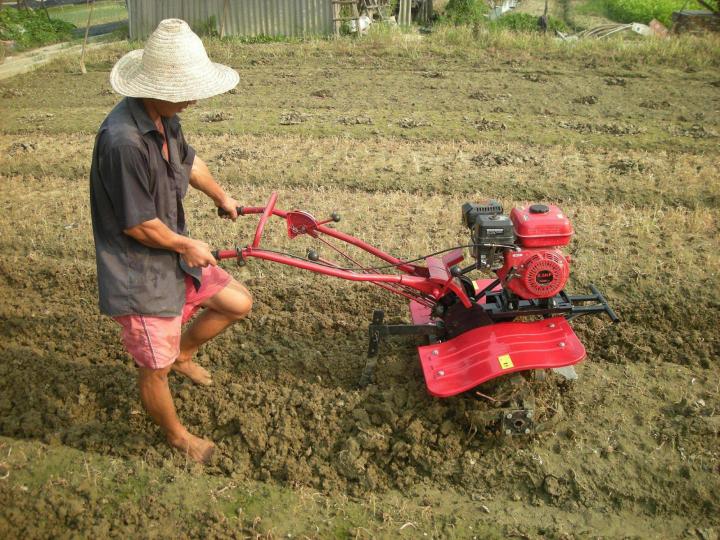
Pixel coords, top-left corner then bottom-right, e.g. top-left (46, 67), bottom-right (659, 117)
top-left (220, 0), bottom-right (229, 38)
top-left (398, 0), bottom-right (411, 26)
top-left (418, 0), bottom-right (433, 23)
top-left (79, 0), bottom-right (95, 75)
top-left (332, 1), bottom-right (341, 36)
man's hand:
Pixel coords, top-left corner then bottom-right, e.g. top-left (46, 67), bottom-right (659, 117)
top-left (217, 195), bottom-right (241, 221)
top-left (190, 156), bottom-right (239, 220)
top-left (179, 237), bottom-right (217, 268)
top-left (124, 219), bottom-right (217, 267)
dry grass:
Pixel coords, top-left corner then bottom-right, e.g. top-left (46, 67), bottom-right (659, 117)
top-left (0, 28), bottom-right (718, 538)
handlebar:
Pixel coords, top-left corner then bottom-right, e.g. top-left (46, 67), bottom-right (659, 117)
top-left (215, 192), bottom-right (279, 251)
top-left (217, 207), bottom-right (244, 217)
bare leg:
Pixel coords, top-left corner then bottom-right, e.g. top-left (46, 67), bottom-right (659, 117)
top-left (173, 279), bottom-right (252, 385)
top-left (137, 366), bottom-right (215, 463)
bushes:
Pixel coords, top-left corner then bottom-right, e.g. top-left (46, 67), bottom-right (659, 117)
top-left (488, 12), bottom-right (569, 33)
top-left (0, 7), bottom-right (75, 49)
top-left (443, 0), bottom-right (488, 25)
top-left (603, 0), bottom-right (702, 26)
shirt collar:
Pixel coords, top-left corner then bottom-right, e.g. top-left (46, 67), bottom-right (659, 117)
top-left (127, 97), bottom-right (182, 138)
top-left (127, 97), bottom-right (159, 135)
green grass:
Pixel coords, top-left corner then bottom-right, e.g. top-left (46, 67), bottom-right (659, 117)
top-left (576, 0), bottom-right (704, 26)
top-left (47, 0), bottom-right (127, 28)
top-left (0, 6), bottom-right (75, 49)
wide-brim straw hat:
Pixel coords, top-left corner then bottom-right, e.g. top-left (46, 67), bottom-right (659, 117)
top-left (110, 19), bottom-right (238, 102)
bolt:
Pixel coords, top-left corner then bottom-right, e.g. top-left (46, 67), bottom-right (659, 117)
top-left (559, 341), bottom-right (566, 348)
top-left (524, 428), bottom-right (531, 434)
top-left (431, 349), bottom-right (439, 356)
top-left (506, 413), bottom-right (513, 420)
top-left (437, 370), bottom-right (445, 376)
top-left (548, 323), bottom-right (555, 328)
top-left (526, 411), bottom-right (533, 419)
top-left (505, 429), bottom-right (512, 436)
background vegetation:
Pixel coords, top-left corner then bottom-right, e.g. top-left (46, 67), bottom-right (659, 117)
top-left (0, 7), bottom-right (75, 49)
top-left (602, 0), bottom-right (703, 26)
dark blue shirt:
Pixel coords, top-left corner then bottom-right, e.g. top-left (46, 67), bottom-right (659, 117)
top-left (89, 97), bottom-right (196, 316)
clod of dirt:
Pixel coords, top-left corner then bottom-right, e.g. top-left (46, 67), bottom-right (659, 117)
top-left (709, 80), bottom-right (720, 88)
top-left (311, 89), bottom-right (333, 98)
top-left (573, 95), bottom-right (598, 105)
top-left (398, 117), bottom-right (431, 129)
top-left (604, 77), bottom-right (626, 86)
top-left (469, 91), bottom-right (512, 101)
top-left (279, 111), bottom-right (311, 125)
top-left (213, 147), bottom-right (256, 165)
top-left (98, 88), bottom-right (114, 96)
top-left (7, 141), bottom-right (37, 155)
top-left (338, 115), bottom-right (373, 125)
top-left (472, 152), bottom-right (540, 167)
top-left (558, 121), bottom-right (643, 136)
top-left (469, 90), bottom-right (490, 101)
top-left (421, 71), bottom-right (445, 79)
top-left (201, 111), bottom-right (233, 123)
top-left (640, 100), bottom-right (671, 110)
top-left (228, 88), bottom-right (238, 94)
top-left (672, 124), bottom-right (718, 139)
top-left (471, 117), bottom-right (507, 131)
top-left (523, 73), bottom-right (547, 83)
top-left (608, 158), bottom-right (646, 174)
top-left (21, 112), bottom-right (54, 122)
top-left (1, 88), bottom-right (23, 98)
top-left (543, 475), bottom-right (565, 498)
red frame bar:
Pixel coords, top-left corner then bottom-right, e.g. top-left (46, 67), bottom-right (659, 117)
top-left (216, 192), bottom-right (472, 307)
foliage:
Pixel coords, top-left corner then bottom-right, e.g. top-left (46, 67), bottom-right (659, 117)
top-left (0, 7), bottom-right (75, 49)
top-left (602, 0), bottom-right (702, 26)
top-left (47, 0), bottom-right (127, 28)
top-left (442, 0), bottom-right (488, 24)
top-left (192, 15), bottom-right (219, 37)
top-left (488, 12), bottom-right (569, 32)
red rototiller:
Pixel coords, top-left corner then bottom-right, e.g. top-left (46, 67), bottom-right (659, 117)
top-left (214, 192), bottom-right (618, 431)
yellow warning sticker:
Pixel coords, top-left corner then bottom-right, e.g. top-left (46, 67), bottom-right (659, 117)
top-left (498, 354), bottom-right (514, 370)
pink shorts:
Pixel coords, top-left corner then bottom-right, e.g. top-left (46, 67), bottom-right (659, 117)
top-left (113, 265), bottom-right (232, 370)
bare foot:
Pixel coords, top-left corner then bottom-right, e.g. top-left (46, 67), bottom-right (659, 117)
top-left (172, 360), bottom-right (212, 386)
top-left (168, 432), bottom-right (215, 464)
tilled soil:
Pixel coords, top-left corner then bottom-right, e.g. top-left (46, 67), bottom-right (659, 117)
top-left (0, 35), bottom-right (719, 538)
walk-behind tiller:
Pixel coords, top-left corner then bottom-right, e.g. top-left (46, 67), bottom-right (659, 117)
top-left (214, 192), bottom-right (618, 434)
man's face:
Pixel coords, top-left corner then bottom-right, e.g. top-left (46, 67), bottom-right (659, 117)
top-left (148, 98), bottom-right (197, 118)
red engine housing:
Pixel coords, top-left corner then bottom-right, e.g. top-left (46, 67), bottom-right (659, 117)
top-left (496, 203), bottom-right (574, 299)
top-left (497, 248), bottom-right (570, 299)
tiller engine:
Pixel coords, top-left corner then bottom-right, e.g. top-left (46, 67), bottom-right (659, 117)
top-left (214, 192), bottom-right (618, 412)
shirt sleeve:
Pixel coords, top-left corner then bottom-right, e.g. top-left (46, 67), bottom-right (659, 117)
top-left (99, 144), bottom-right (157, 230)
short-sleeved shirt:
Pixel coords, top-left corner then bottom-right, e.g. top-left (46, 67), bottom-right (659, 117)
top-left (89, 97), bottom-right (197, 317)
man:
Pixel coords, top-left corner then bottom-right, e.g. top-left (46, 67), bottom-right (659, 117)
top-left (89, 19), bottom-right (252, 463)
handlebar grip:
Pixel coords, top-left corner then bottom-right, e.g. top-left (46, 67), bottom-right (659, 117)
top-left (217, 207), bottom-right (244, 217)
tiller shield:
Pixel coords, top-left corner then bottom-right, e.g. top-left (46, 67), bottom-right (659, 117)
top-left (417, 317), bottom-right (584, 398)
top-left (213, 192), bottom-right (618, 402)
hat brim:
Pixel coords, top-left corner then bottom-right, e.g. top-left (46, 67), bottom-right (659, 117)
top-left (110, 49), bottom-right (239, 102)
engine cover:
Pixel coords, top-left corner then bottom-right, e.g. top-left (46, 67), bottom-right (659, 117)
top-left (497, 248), bottom-right (570, 299)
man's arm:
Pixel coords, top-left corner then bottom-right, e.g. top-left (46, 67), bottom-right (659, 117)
top-left (190, 156), bottom-right (240, 220)
top-left (124, 218), bottom-right (216, 268)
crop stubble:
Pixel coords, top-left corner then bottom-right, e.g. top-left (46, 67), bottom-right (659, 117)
top-left (0, 36), bottom-right (718, 537)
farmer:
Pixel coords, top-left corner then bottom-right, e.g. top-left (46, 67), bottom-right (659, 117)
top-left (89, 19), bottom-right (251, 463)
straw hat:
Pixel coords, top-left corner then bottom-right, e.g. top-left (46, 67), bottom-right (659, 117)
top-left (110, 19), bottom-right (239, 102)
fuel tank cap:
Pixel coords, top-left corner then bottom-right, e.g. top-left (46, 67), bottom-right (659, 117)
top-left (529, 204), bottom-right (550, 214)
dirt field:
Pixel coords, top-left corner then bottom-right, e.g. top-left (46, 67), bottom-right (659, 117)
top-left (0, 30), bottom-right (719, 538)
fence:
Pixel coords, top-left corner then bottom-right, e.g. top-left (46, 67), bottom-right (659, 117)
top-left (127, 0), bottom-right (333, 39)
